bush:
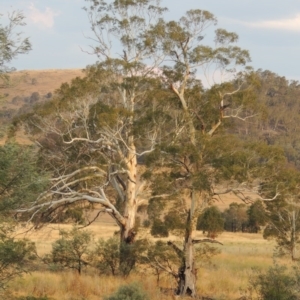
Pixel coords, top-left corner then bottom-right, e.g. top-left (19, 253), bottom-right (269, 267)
top-left (0, 225), bottom-right (36, 290)
top-left (50, 227), bottom-right (92, 275)
top-left (150, 219), bottom-right (169, 237)
top-left (249, 263), bottom-right (300, 300)
top-left (91, 237), bottom-right (147, 277)
top-left (143, 219), bottom-right (151, 228)
top-left (104, 282), bottom-right (150, 300)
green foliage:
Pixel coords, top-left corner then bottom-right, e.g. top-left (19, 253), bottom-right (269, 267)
top-left (223, 202), bottom-right (248, 232)
top-left (164, 209), bottom-right (185, 232)
top-left (62, 207), bottom-right (84, 224)
top-left (118, 239), bottom-right (148, 277)
top-left (0, 11), bottom-right (31, 88)
top-left (91, 237), bottom-right (120, 276)
top-left (147, 197), bottom-right (166, 220)
top-left (150, 219), bottom-right (169, 237)
top-left (249, 263), bottom-right (300, 300)
top-left (0, 225), bottom-right (36, 289)
top-left (145, 239), bottom-right (220, 284)
top-left (197, 206), bottom-right (224, 238)
top-left (262, 168), bottom-right (300, 260)
top-left (145, 240), bottom-right (181, 284)
top-left (0, 142), bottom-right (49, 218)
top-left (91, 237), bottom-right (147, 277)
top-left (142, 219), bottom-right (151, 228)
top-left (247, 200), bottom-right (267, 233)
top-left (49, 227), bottom-right (92, 274)
top-left (104, 282), bottom-right (150, 300)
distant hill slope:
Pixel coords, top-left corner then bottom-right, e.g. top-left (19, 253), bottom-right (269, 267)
top-left (1, 69), bottom-right (84, 104)
top-left (0, 69), bottom-right (84, 144)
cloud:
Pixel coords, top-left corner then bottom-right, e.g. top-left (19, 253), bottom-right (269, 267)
top-left (243, 14), bottom-right (300, 31)
top-left (28, 3), bottom-right (60, 28)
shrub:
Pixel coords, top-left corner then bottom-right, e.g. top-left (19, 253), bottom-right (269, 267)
top-left (50, 227), bottom-right (93, 274)
top-left (150, 219), bottom-right (169, 237)
top-left (249, 263), bottom-right (300, 300)
top-left (91, 237), bottom-right (147, 277)
top-left (143, 219), bottom-right (151, 228)
top-left (104, 282), bottom-right (150, 300)
top-left (0, 225), bottom-right (36, 290)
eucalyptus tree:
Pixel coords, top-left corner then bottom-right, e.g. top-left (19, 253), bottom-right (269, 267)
top-left (17, 0), bottom-right (169, 244)
top-left (142, 9), bottom-right (284, 297)
top-left (0, 11), bottom-right (31, 90)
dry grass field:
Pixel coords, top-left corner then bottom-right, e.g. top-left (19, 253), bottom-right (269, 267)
top-left (9, 221), bottom-right (285, 300)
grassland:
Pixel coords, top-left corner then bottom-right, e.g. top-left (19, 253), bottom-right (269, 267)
top-left (9, 222), bottom-right (288, 300)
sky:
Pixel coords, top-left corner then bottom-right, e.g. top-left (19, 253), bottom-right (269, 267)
top-left (1, 0), bottom-right (300, 82)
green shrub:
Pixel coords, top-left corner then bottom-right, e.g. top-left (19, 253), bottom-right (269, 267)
top-left (142, 219), bottom-right (151, 228)
top-left (91, 237), bottom-right (147, 277)
top-left (249, 263), bottom-right (300, 300)
top-left (104, 282), bottom-right (150, 300)
top-left (150, 219), bottom-right (169, 237)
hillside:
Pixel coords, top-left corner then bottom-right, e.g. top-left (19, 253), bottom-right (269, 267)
top-left (1, 69), bottom-right (84, 104)
top-left (0, 69), bottom-right (84, 144)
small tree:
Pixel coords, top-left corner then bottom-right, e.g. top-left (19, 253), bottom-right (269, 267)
top-left (145, 240), bottom-right (220, 287)
top-left (249, 263), bottom-right (300, 300)
top-left (0, 225), bottom-right (36, 290)
top-left (91, 237), bottom-right (120, 276)
top-left (90, 236), bottom-right (146, 277)
top-left (50, 227), bottom-right (92, 274)
top-left (197, 206), bottom-right (224, 238)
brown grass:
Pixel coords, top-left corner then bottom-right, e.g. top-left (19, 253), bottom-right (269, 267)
top-left (2, 69), bottom-right (84, 106)
top-left (10, 222), bottom-right (289, 300)
top-left (0, 69), bottom-right (84, 145)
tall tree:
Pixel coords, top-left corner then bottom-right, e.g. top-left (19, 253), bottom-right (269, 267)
top-left (0, 11), bottom-right (31, 91)
top-left (16, 0), bottom-right (169, 250)
top-left (141, 8), bottom-right (288, 296)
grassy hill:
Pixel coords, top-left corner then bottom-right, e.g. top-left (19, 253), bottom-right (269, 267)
top-left (0, 69), bottom-right (84, 144)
